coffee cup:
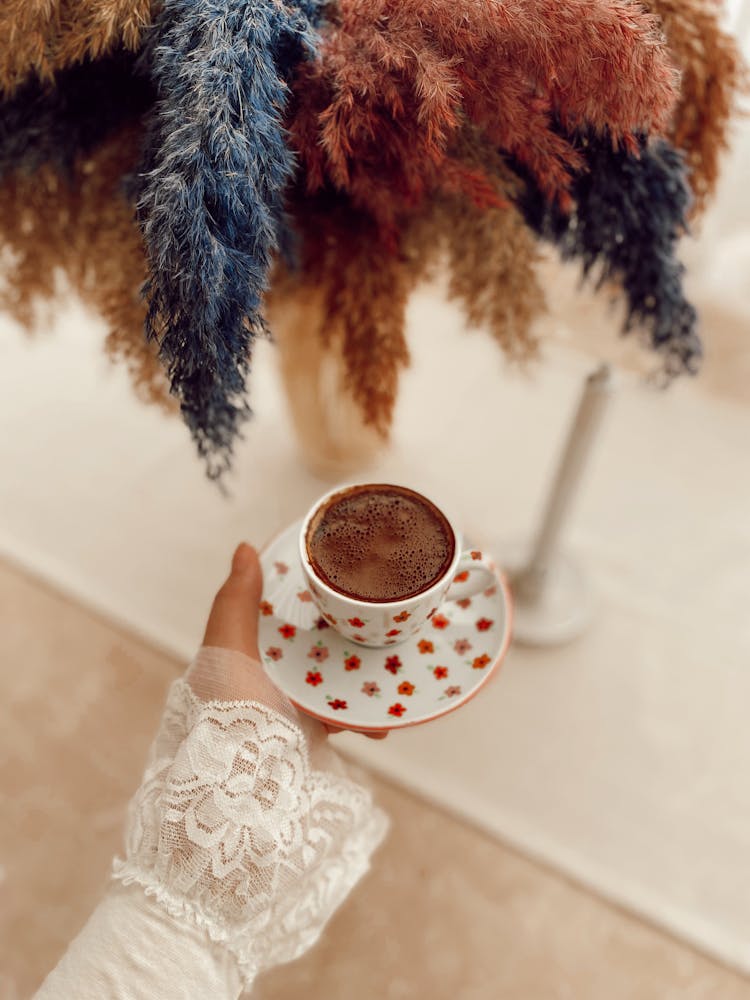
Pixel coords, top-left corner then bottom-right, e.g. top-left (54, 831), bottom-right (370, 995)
top-left (298, 483), bottom-right (497, 648)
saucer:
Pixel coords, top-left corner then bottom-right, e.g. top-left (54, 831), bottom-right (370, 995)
top-left (259, 521), bottom-right (513, 732)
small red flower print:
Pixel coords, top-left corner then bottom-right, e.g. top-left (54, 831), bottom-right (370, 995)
top-left (362, 682), bottom-right (380, 697)
top-left (386, 628), bottom-right (402, 637)
top-left (476, 618), bottom-right (494, 632)
top-left (328, 698), bottom-right (348, 710)
top-left (315, 616), bottom-right (330, 630)
top-left (453, 570), bottom-right (470, 583)
top-left (297, 590), bottom-right (313, 603)
top-left (453, 638), bottom-right (472, 655)
top-left (353, 635), bottom-right (366, 643)
top-left (345, 654), bottom-right (361, 671)
top-left (278, 623), bottom-right (296, 639)
top-left (433, 666), bottom-right (449, 680)
top-left (393, 610), bottom-right (411, 623)
top-left (398, 681), bottom-right (415, 696)
top-left (274, 561), bottom-right (289, 575)
top-left (348, 617), bottom-right (365, 628)
top-left (472, 654), bottom-right (491, 670)
top-left (445, 685), bottom-right (462, 697)
top-left (324, 613), bottom-right (338, 625)
top-left (265, 646), bottom-right (283, 661)
top-left (418, 639), bottom-right (434, 654)
top-left (385, 655), bottom-right (402, 675)
top-left (427, 608), bottom-right (438, 618)
top-left (432, 614), bottom-right (450, 630)
top-left (470, 551), bottom-right (482, 561)
top-left (484, 585), bottom-right (498, 597)
top-left (308, 643), bottom-right (330, 663)
top-left (388, 703), bottom-right (406, 717)
top-left (259, 600), bottom-right (274, 617)
top-left (306, 671), bottom-right (323, 686)
top-left (456, 598), bottom-right (472, 610)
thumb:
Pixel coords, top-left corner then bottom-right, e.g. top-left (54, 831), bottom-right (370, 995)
top-left (202, 543), bottom-right (263, 660)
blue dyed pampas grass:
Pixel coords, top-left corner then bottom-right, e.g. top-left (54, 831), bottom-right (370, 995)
top-left (133, 0), bottom-right (324, 480)
top-left (513, 130), bottom-right (701, 379)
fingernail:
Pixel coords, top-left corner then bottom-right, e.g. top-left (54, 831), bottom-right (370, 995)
top-left (232, 543), bottom-right (255, 574)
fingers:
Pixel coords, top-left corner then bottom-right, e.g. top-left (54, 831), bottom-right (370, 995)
top-left (203, 543), bottom-right (263, 660)
top-left (202, 543), bottom-right (389, 739)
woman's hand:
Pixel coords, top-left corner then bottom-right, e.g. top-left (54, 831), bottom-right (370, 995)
top-left (200, 542), bottom-right (386, 738)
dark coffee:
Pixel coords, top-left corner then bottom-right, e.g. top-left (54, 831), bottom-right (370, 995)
top-left (306, 484), bottom-right (454, 602)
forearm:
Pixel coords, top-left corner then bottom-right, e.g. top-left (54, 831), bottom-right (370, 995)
top-left (34, 881), bottom-right (244, 1000)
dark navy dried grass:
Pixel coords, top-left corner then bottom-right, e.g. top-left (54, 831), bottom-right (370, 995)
top-left (0, 50), bottom-right (152, 179)
top-left (133, 0), bottom-right (324, 480)
top-left (514, 131), bottom-right (702, 378)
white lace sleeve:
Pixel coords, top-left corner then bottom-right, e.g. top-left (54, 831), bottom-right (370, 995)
top-left (35, 648), bottom-right (389, 998)
top-left (112, 674), bottom-right (388, 985)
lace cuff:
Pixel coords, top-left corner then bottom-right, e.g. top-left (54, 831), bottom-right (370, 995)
top-left (112, 665), bottom-right (388, 987)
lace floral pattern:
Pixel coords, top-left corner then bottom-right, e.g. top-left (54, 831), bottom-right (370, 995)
top-left (113, 678), bottom-right (388, 984)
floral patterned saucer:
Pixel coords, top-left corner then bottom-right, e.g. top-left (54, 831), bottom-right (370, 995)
top-left (259, 521), bottom-right (513, 732)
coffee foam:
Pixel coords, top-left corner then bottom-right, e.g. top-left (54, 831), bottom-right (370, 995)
top-left (306, 485), bottom-right (454, 602)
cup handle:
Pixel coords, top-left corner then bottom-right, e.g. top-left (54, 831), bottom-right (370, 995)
top-left (444, 549), bottom-right (499, 602)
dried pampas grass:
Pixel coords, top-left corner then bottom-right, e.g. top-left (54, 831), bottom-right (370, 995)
top-left (513, 130), bottom-right (700, 377)
top-left (132, 0), bottom-right (324, 479)
top-left (290, 0), bottom-right (679, 233)
top-left (0, 0), bottom-right (746, 480)
top-left (429, 130), bottom-right (545, 360)
top-left (280, 188), bottom-right (412, 435)
top-left (0, 0), bottom-right (152, 95)
top-left (0, 126), bottom-right (171, 410)
top-left (0, 50), bottom-right (154, 178)
top-left (0, 168), bottom-right (68, 329)
top-left (646, 0), bottom-right (748, 216)
top-left (74, 127), bottom-right (172, 411)
top-left (279, 125), bottom-right (546, 436)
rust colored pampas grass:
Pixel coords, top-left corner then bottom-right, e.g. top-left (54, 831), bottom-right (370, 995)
top-left (290, 0), bottom-right (680, 232)
top-left (277, 126), bottom-right (545, 433)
